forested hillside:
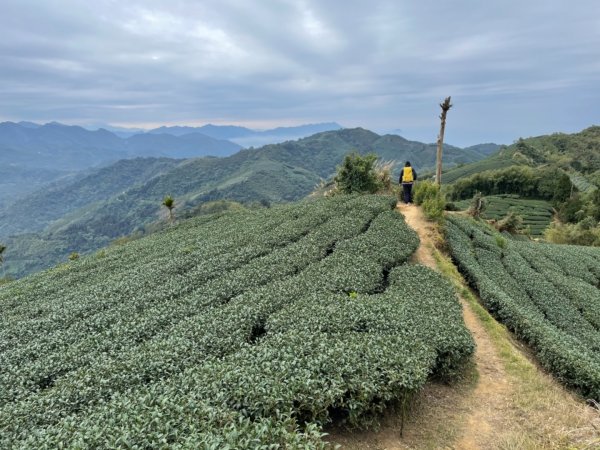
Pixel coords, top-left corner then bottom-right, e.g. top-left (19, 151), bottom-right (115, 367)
top-left (0, 121), bottom-right (241, 206)
top-left (444, 126), bottom-right (600, 244)
top-left (443, 126), bottom-right (600, 186)
top-left (1, 128), bottom-right (492, 278)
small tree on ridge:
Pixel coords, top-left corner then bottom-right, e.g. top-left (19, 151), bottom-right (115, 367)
top-left (334, 152), bottom-right (380, 194)
top-left (162, 195), bottom-right (176, 223)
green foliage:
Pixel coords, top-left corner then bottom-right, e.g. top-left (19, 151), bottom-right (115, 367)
top-left (162, 194), bottom-right (175, 223)
top-left (0, 195), bottom-right (473, 448)
top-left (446, 215), bottom-right (600, 400)
top-left (422, 195), bottom-right (446, 223)
top-left (413, 180), bottom-right (438, 206)
top-left (162, 195), bottom-right (174, 210)
top-left (544, 220), bottom-right (600, 247)
top-left (450, 166), bottom-right (571, 203)
top-left (441, 153), bottom-right (515, 184)
top-left (495, 211), bottom-right (524, 234)
top-left (68, 252), bottom-right (79, 261)
top-left (495, 235), bottom-right (507, 248)
top-left (334, 152), bottom-right (381, 194)
top-left (414, 181), bottom-right (446, 223)
top-left (557, 194), bottom-right (585, 223)
top-left (568, 172), bottom-right (597, 195)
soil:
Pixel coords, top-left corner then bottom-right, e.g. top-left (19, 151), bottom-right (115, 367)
top-left (326, 203), bottom-right (600, 449)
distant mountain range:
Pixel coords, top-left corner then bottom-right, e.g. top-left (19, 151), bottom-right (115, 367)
top-left (0, 127), bottom-right (498, 278)
top-left (146, 122), bottom-right (344, 148)
top-left (0, 121), bottom-right (241, 206)
top-left (0, 121), bottom-right (344, 205)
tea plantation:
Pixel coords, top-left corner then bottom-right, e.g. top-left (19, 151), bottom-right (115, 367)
top-left (0, 195), bottom-right (474, 449)
top-left (446, 215), bottom-right (600, 400)
top-left (454, 195), bottom-right (553, 236)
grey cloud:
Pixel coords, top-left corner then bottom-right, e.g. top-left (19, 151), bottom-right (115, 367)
top-left (1, 0), bottom-right (599, 145)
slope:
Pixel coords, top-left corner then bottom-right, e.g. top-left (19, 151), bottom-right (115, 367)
top-left (442, 125), bottom-right (600, 185)
top-left (0, 158), bottom-right (182, 237)
top-left (0, 121), bottom-right (241, 205)
top-left (1, 128), bottom-right (492, 278)
top-left (0, 195), bottom-right (474, 448)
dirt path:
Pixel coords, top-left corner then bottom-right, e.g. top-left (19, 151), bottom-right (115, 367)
top-left (399, 204), bottom-right (513, 449)
top-left (328, 204), bottom-right (599, 449)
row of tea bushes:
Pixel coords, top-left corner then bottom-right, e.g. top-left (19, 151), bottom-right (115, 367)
top-left (445, 215), bottom-right (600, 400)
top-left (0, 195), bottom-right (473, 448)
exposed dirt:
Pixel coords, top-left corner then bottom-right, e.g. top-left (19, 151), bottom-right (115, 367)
top-left (326, 204), bottom-right (600, 449)
top-left (402, 203), bottom-right (513, 448)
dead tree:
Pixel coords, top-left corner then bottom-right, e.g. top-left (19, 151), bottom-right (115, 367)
top-left (435, 96), bottom-right (453, 186)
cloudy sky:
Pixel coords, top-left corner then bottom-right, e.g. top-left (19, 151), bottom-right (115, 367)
top-left (1, 0), bottom-right (599, 146)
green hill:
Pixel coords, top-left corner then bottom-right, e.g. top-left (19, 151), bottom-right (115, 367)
top-left (0, 195), bottom-right (473, 448)
top-left (442, 125), bottom-right (600, 185)
top-left (443, 126), bottom-right (600, 240)
top-left (1, 128), bottom-right (492, 278)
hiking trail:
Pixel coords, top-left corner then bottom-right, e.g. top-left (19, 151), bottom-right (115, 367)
top-left (327, 203), bottom-right (599, 449)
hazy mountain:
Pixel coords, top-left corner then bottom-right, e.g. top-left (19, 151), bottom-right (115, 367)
top-left (0, 121), bottom-right (242, 204)
top-left (17, 121), bottom-right (42, 129)
top-left (124, 133), bottom-right (241, 158)
top-left (0, 158), bottom-right (182, 237)
top-left (0, 165), bottom-right (73, 209)
top-left (0, 121), bottom-right (125, 172)
top-left (0, 127), bottom-right (492, 278)
top-left (463, 143), bottom-right (501, 157)
top-left (148, 122), bottom-right (344, 147)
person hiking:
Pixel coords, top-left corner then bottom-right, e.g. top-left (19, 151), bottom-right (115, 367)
top-left (399, 161), bottom-right (417, 204)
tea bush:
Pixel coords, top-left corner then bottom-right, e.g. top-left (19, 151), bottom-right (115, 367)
top-left (446, 215), bottom-right (600, 400)
top-left (0, 195), bottom-right (473, 448)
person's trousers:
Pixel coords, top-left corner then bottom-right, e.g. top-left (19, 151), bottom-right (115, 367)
top-left (402, 183), bottom-right (413, 203)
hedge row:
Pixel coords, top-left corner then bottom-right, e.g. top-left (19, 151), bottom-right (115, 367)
top-left (445, 215), bottom-right (600, 400)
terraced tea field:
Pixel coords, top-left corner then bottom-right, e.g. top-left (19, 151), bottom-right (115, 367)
top-left (455, 194), bottom-right (553, 235)
top-left (0, 195), bottom-right (474, 449)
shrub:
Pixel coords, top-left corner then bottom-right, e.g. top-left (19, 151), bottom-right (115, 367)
top-left (334, 152), bottom-right (381, 194)
top-left (495, 211), bottom-right (524, 234)
top-left (414, 181), bottom-right (446, 223)
top-left (422, 195), bottom-right (446, 223)
top-left (374, 160), bottom-right (396, 194)
top-left (544, 220), bottom-right (600, 246)
top-left (445, 215), bottom-right (600, 400)
top-left (0, 195), bottom-right (476, 447)
top-left (467, 192), bottom-right (486, 218)
top-left (413, 181), bottom-right (439, 206)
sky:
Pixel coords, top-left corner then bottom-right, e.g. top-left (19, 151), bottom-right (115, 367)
top-left (1, 0), bottom-right (599, 146)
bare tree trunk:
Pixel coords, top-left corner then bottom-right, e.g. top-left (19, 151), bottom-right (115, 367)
top-left (436, 96), bottom-right (453, 186)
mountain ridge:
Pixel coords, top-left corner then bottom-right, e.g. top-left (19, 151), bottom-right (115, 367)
top-left (0, 127), bottom-right (496, 278)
